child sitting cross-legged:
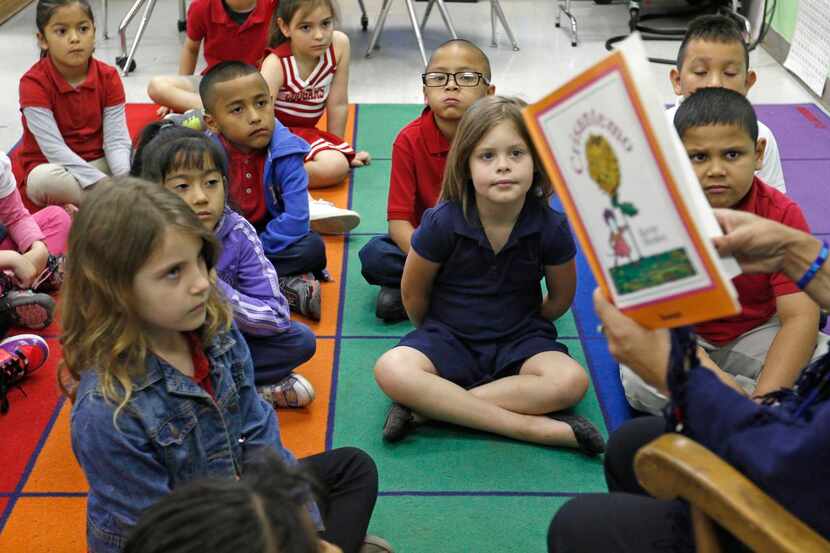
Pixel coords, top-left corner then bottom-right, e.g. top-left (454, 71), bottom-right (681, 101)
top-left (199, 61), bottom-right (328, 321)
top-left (620, 88), bottom-right (830, 414)
top-left (62, 180), bottom-right (391, 553)
top-left (373, 96), bottom-right (604, 456)
top-left (133, 121), bottom-right (317, 409)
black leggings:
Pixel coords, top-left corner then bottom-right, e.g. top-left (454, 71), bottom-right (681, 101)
top-left (548, 416), bottom-right (746, 553)
top-left (301, 447), bottom-right (378, 553)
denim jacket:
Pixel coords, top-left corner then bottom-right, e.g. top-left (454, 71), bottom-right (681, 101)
top-left (70, 325), bottom-right (321, 553)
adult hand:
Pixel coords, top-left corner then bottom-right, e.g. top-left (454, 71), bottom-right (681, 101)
top-left (318, 540), bottom-right (343, 553)
top-left (712, 208), bottom-right (808, 274)
top-left (593, 288), bottom-right (671, 394)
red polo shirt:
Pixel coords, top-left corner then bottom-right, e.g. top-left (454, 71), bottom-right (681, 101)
top-left (387, 107), bottom-right (450, 228)
top-left (220, 136), bottom-right (268, 224)
top-left (694, 177), bottom-right (810, 345)
top-left (15, 56), bottom-right (125, 181)
top-left (187, 0), bottom-right (276, 74)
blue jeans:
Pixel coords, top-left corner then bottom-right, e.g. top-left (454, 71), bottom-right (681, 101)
top-left (246, 321), bottom-right (316, 386)
top-left (359, 235), bottom-right (406, 288)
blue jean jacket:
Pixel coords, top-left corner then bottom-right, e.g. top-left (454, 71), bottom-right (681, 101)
top-left (70, 325), bottom-right (321, 553)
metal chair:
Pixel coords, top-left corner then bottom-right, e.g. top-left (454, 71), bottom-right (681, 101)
top-left (365, 0), bottom-right (458, 67)
top-left (101, 0), bottom-right (187, 76)
top-left (422, 0), bottom-right (518, 51)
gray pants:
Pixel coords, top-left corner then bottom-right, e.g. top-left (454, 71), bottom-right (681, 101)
top-left (26, 157), bottom-right (110, 207)
top-left (620, 316), bottom-right (830, 414)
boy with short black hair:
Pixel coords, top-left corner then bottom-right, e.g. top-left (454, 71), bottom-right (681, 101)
top-left (199, 61), bottom-right (326, 321)
top-left (359, 39), bottom-right (495, 321)
top-left (621, 87), bottom-right (828, 414)
top-left (667, 14), bottom-right (786, 193)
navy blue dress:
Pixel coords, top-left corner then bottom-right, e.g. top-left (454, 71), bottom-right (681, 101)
top-left (398, 199), bottom-right (576, 388)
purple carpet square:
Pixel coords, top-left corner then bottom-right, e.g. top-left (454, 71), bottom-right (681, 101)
top-left (755, 104), bottom-right (830, 161)
top-left (782, 159), bottom-right (830, 234)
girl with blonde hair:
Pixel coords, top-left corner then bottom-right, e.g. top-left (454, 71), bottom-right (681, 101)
top-left (61, 179), bottom-right (387, 553)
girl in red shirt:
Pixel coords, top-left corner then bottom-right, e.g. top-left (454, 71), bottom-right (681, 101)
top-left (13, 0), bottom-right (131, 212)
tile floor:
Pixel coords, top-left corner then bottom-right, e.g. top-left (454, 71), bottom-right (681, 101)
top-left (0, 0), bottom-right (819, 149)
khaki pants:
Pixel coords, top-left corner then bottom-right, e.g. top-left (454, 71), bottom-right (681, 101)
top-left (620, 316), bottom-right (830, 414)
top-left (26, 157), bottom-right (111, 207)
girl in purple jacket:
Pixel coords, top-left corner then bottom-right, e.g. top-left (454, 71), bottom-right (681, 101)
top-left (134, 122), bottom-right (317, 409)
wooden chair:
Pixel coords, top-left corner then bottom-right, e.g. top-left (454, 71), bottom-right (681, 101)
top-left (634, 433), bottom-right (830, 553)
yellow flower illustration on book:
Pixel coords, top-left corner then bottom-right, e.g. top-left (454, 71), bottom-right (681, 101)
top-left (586, 134), bottom-right (637, 216)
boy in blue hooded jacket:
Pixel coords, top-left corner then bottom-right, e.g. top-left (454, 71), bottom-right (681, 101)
top-left (201, 61), bottom-right (325, 321)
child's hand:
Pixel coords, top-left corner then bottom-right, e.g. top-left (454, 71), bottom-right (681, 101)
top-left (350, 151), bottom-right (371, 167)
top-left (64, 203), bottom-right (79, 216)
top-left (23, 241), bottom-right (49, 277)
top-left (10, 253), bottom-right (38, 289)
top-left (156, 105), bottom-right (172, 117)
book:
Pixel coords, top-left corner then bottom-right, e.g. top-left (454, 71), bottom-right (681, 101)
top-left (523, 33), bottom-right (741, 329)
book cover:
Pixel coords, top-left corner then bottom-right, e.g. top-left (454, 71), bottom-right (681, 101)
top-left (523, 34), bottom-right (740, 329)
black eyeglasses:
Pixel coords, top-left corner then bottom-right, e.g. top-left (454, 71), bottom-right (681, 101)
top-left (421, 71), bottom-right (490, 87)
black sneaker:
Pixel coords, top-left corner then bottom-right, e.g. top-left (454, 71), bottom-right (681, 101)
top-left (548, 413), bottom-right (606, 456)
top-left (382, 402), bottom-right (416, 442)
top-left (376, 286), bottom-right (407, 322)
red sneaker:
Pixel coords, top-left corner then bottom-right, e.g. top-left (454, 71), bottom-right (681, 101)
top-left (0, 334), bottom-right (49, 414)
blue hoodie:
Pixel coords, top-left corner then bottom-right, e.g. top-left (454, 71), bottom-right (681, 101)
top-left (259, 119), bottom-right (311, 255)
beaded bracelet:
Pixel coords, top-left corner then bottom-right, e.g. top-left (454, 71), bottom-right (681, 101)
top-left (796, 240), bottom-right (829, 290)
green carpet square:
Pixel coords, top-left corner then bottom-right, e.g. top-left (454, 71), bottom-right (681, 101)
top-left (332, 338), bottom-right (608, 493)
top-left (355, 104), bottom-right (424, 159)
top-left (341, 235), bottom-right (414, 337)
top-left (351, 160), bottom-right (393, 234)
top-left (368, 495), bottom-right (569, 553)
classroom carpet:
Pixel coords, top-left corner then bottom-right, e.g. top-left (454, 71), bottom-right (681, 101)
top-left (1, 102), bottom-right (829, 552)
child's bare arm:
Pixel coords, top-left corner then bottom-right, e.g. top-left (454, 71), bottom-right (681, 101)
top-left (541, 259), bottom-right (577, 321)
top-left (389, 220), bottom-right (415, 255)
top-left (326, 32), bottom-right (351, 139)
top-left (260, 53), bottom-right (285, 105)
top-left (401, 249), bottom-right (440, 327)
top-left (754, 292), bottom-right (821, 396)
top-left (178, 37), bottom-right (201, 75)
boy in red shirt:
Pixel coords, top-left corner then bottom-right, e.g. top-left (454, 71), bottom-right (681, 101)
top-left (359, 39), bottom-right (495, 321)
top-left (147, 0), bottom-right (276, 117)
top-left (621, 88), bottom-right (829, 414)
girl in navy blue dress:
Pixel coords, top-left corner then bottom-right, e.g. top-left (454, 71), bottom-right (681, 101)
top-left (373, 96), bottom-right (604, 455)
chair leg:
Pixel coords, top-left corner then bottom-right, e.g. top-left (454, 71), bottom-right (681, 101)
top-left (356, 0), bottom-right (369, 30)
top-left (556, 0), bottom-right (577, 47)
top-left (433, 0), bottom-right (458, 39)
top-left (178, 0), bottom-right (187, 32)
top-left (117, 0), bottom-right (148, 58)
top-left (403, 0), bottom-right (429, 67)
top-left (118, 0), bottom-right (159, 76)
top-left (102, 0), bottom-right (109, 39)
top-left (490, 1), bottom-right (497, 46)
top-left (490, 0), bottom-right (519, 50)
top-left (365, 0), bottom-right (394, 57)
top-left (420, 0), bottom-right (435, 32)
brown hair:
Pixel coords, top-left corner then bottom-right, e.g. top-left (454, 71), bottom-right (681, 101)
top-left (269, 0), bottom-right (340, 47)
top-left (440, 95), bottom-right (551, 222)
top-left (59, 178), bottom-right (232, 423)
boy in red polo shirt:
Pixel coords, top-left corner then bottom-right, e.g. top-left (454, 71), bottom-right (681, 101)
top-left (147, 0), bottom-right (276, 117)
top-left (620, 88), bottom-right (830, 415)
top-left (359, 39), bottom-right (495, 321)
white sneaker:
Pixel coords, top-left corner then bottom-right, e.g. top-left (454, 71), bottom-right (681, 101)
top-left (308, 197), bottom-right (360, 234)
top-left (258, 374), bottom-right (315, 408)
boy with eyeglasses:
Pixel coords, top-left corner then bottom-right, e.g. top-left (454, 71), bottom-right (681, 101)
top-left (359, 39), bottom-right (495, 321)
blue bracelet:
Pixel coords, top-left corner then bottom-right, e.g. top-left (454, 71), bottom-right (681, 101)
top-left (796, 240), bottom-right (829, 289)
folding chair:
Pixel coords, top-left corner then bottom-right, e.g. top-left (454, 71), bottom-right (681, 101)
top-left (365, 0), bottom-right (458, 67)
top-left (422, 0), bottom-right (518, 51)
top-left (101, 0), bottom-right (188, 76)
